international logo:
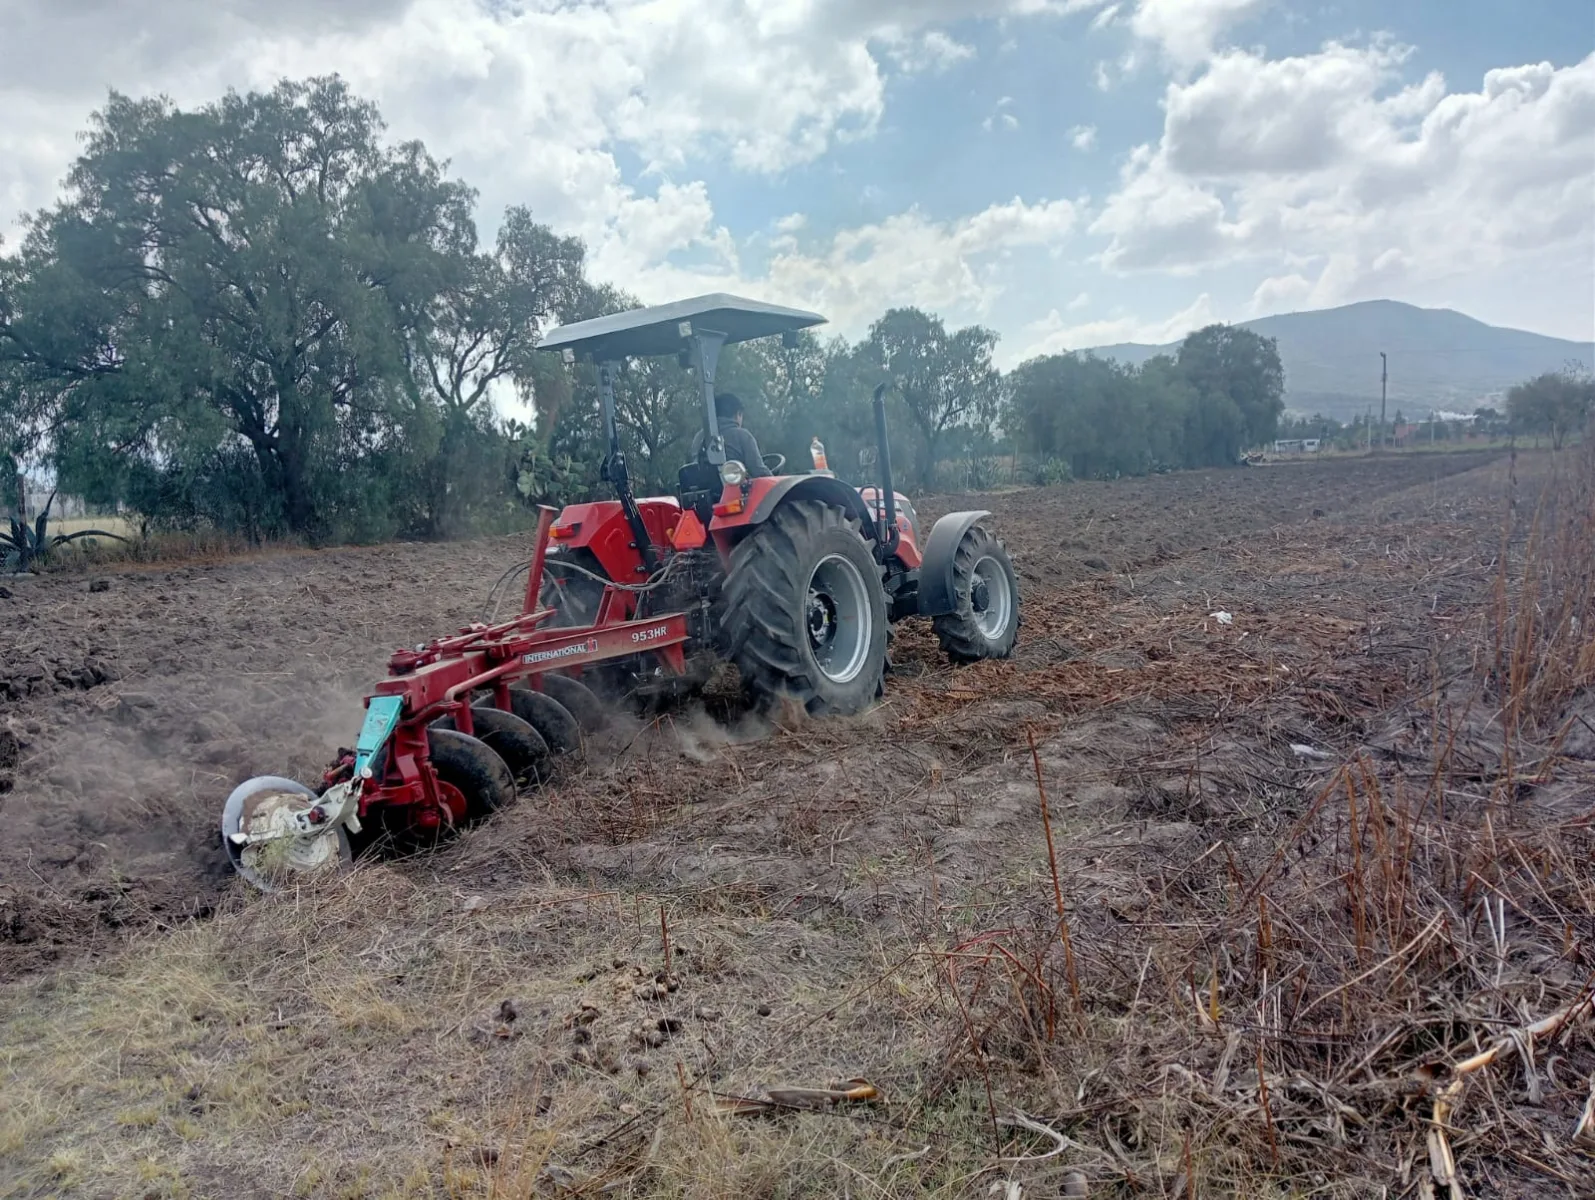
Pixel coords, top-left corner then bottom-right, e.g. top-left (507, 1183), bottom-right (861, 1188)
top-left (524, 637), bottom-right (598, 666)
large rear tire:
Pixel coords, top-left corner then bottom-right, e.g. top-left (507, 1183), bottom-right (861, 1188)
top-left (540, 548), bottom-right (608, 627)
top-left (932, 525), bottom-right (1021, 663)
top-left (720, 499), bottom-right (887, 716)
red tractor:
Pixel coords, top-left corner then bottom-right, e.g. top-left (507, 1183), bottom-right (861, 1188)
top-left (222, 295), bottom-right (1020, 889)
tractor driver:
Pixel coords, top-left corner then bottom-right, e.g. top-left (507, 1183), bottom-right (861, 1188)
top-left (694, 392), bottom-right (773, 478)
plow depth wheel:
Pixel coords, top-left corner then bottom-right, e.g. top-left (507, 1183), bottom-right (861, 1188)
top-left (720, 498), bottom-right (887, 716)
top-left (933, 524), bottom-right (1021, 662)
top-left (221, 776), bottom-right (351, 892)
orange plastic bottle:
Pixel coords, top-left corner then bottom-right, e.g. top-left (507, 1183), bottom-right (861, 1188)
top-left (810, 436), bottom-right (828, 472)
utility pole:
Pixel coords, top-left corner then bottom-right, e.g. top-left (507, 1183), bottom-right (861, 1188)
top-left (1379, 351), bottom-right (1388, 450)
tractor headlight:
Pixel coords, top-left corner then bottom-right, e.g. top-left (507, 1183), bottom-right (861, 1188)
top-left (720, 460), bottom-right (747, 486)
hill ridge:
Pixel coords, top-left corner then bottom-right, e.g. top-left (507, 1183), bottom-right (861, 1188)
top-left (1084, 299), bottom-right (1594, 421)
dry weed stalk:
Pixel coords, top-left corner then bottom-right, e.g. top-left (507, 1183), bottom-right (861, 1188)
top-left (1028, 728), bottom-right (1082, 1018)
top-left (928, 452), bottom-right (1595, 1196)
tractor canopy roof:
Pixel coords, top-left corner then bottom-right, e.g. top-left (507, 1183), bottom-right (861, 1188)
top-left (537, 293), bottom-right (826, 361)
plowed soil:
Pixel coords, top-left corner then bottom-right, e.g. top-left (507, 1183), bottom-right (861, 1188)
top-left (4, 447), bottom-right (1592, 1200)
top-left (0, 452), bottom-right (1497, 973)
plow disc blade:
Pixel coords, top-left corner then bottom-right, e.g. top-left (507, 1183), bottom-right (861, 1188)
top-left (508, 689), bottom-right (582, 756)
top-left (540, 675), bottom-right (607, 733)
top-left (222, 776), bottom-right (352, 893)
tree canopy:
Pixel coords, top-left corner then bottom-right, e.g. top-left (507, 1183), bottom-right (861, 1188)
top-left (2, 77), bottom-right (1317, 544)
top-left (1006, 325), bottom-right (1284, 479)
top-left (1507, 368), bottom-right (1592, 450)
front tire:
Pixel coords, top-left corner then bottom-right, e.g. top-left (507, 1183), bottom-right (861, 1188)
top-left (720, 499), bottom-right (887, 716)
top-left (933, 525), bottom-right (1021, 662)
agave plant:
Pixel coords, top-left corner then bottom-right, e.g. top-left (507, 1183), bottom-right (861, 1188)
top-left (2, 491), bottom-right (128, 573)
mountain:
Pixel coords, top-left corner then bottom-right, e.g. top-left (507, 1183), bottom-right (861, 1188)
top-left (1084, 300), bottom-right (1595, 422)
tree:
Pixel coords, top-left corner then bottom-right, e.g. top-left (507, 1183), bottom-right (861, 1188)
top-left (1175, 324), bottom-right (1286, 456)
top-left (6, 78), bottom-right (475, 541)
top-left (862, 308), bottom-right (1003, 487)
top-left (410, 206), bottom-right (587, 536)
top-left (1507, 369), bottom-right (1592, 450)
top-left (1006, 351), bottom-right (1196, 481)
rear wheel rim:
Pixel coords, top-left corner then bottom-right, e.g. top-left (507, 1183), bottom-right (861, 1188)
top-left (971, 555), bottom-right (1013, 641)
top-left (805, 553), bottom-right (872, 685)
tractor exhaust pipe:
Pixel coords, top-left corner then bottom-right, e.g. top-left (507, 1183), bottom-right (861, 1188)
top-left (871, 382), bottom-right (900, 553)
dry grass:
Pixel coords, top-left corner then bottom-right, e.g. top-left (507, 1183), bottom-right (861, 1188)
top-left (40, 525), bottom-right (287, 571)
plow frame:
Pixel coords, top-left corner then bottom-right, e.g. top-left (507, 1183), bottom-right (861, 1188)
top-left (338, 506), bottom-right (690, 830)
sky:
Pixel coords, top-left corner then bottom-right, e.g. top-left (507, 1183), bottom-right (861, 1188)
top-left (2, 0), bottom-right (1592, 370)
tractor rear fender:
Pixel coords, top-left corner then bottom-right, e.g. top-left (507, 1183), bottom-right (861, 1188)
top-left (550, 497), bottom-right (681, 583)
top-left (710, 475), bottom-right (879, 550)
top-left (915, 511), bottom-right (991, 616)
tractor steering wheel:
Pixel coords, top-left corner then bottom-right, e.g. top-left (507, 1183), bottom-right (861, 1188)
top-left (763, 453), bottom-right (787, 474)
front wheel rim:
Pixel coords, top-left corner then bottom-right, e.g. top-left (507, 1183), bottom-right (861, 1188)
top-left (971, 555), bottom-right (1013, 640)
top-left (805, 553), bottom-right (872, 684)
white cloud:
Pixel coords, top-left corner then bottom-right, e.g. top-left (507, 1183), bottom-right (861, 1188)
top-left (774, 213), bottom-right (809, 235)
top-left (885, 29), bottom-right (976, 74)
top-left (514, 189), bottom-right (1076, 342)
top-left (1248, 273), bottom-right (1312, 313)
top-left (1092, 44), bottom-right (1595, 315)
top-left (1094, 61), bottom-right (1114, 90)
top-left (1067, 291), bottom-right (1092, 311)
top-left (1070, 124), bottom-right (1098, 150)
top-left (1130, 0), bottom-right (1270, 68)
top-left (1007, 293), bottom-right (1219, 364)
top-left (1090, 5), bottom-right (1121, 32)
top-left (983, 96), bottom-right (1020, 132)
top-left (765, 197), bottom-right (1078, 336)
top-left (0, 0), bottom-right (1077, 249)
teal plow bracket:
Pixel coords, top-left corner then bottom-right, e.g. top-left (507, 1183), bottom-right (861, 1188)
top-left (354, 695), bottom-right (404, 778)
